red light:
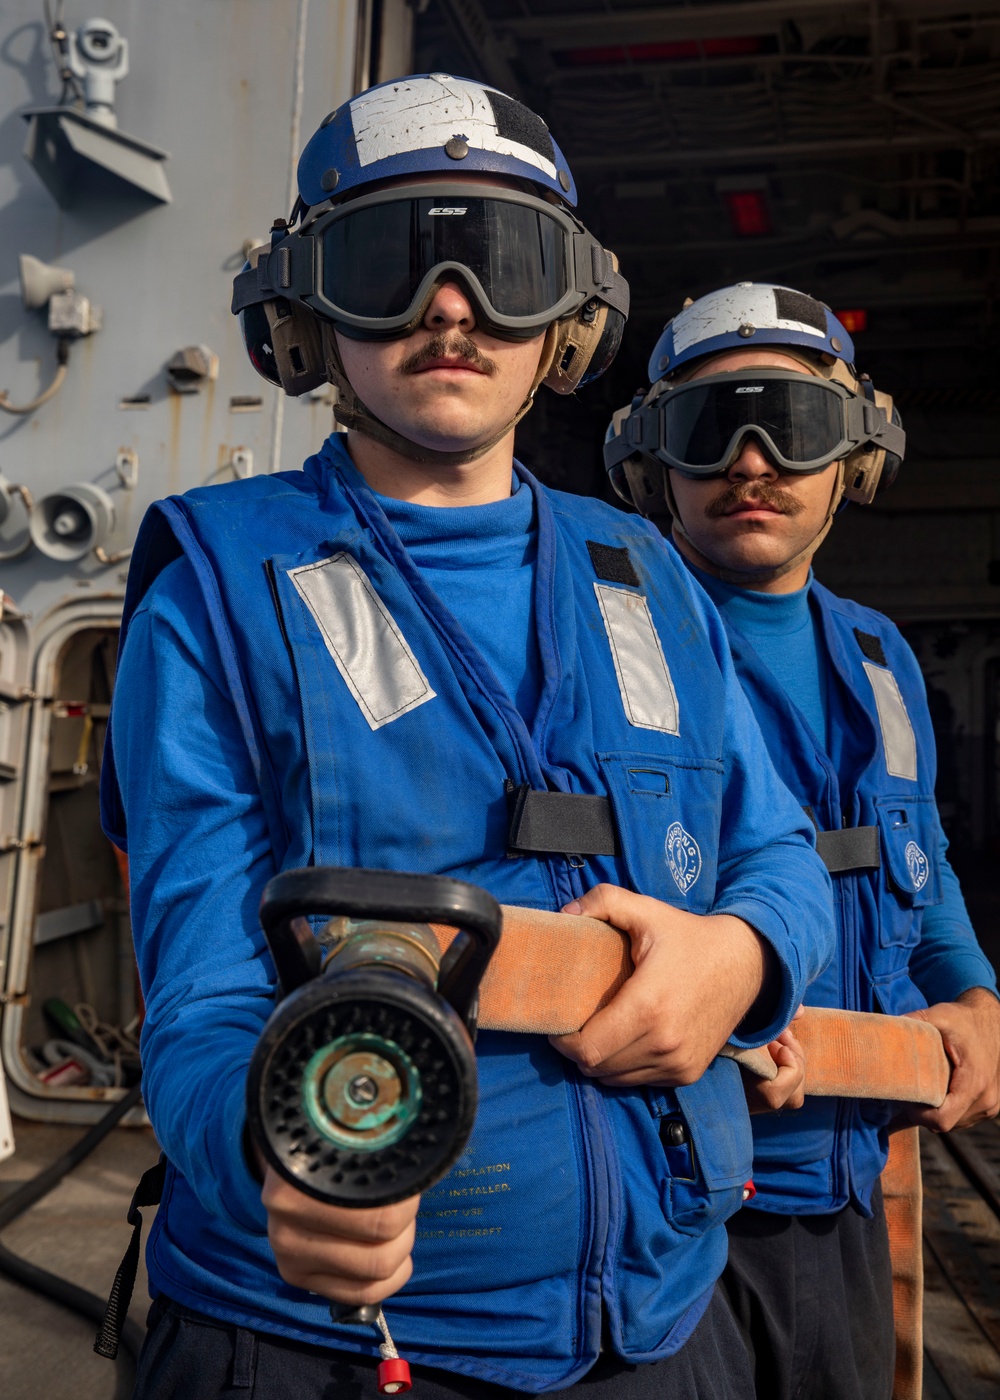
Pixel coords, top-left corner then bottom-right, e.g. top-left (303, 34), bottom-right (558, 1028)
top-left (723, 190), bottom-right (771, 237)
top-left (836, 309), bottom-right (868, 334)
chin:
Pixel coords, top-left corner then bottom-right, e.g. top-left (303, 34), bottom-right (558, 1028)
top-left (388, 407), bottom-right (508, 457)
top-left (694, 537), bottom-right (792, 576)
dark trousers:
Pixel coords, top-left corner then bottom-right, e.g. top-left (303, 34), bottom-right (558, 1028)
top-left (132, 1284), bottom-right (755, 1399)
top-left (721, 1183), bottom-right (895, 1400)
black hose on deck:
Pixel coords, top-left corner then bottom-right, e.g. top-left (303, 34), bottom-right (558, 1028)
top-left (0, 1081), bottom-right (146, 1394)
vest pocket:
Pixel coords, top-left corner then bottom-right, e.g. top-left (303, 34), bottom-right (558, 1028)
top-left (597, 751), bottom-right (723, 913)
top-left (873, 795), bottom-right (942, 949)
top-left (870, 967), bottom-right (927, 1017)
top-left (649, 1057), bottom-right (754, 1237)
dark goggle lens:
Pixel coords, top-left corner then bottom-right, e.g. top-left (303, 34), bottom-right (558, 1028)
top-left (321, 198), bottom-right (568, 321)
top-left (663, 379), bottom-right (845, 469)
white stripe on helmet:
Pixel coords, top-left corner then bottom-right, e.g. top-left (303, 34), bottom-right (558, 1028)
top-left (349, 75), bottom-right (558, 181)
top-left (672, 284), bottom-right (826, 356)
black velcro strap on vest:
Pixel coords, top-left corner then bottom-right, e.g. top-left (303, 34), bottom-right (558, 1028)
top-left (507, 784), bottom-right (619, 857)
top-left (853, 629), bottom-right (887, 666)
top-left (815, 826), bottom-right (881, 874)
top-left (586, 540), bottom-right (640, 587)
top-left (94, 1155), bottom-right (167, 1360)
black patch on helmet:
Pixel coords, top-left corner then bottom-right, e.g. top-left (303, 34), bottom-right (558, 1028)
top-left (485, 90), bottom-right (555, 165)
top-left (773, 288), bottom-right (827, 335)
top-left (854, 629), bottom-right (887, 667)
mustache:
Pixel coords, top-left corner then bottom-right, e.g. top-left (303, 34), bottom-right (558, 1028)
top-left (398, 333), bottom-right (499, 377)
top-left (704, 480), bottom-right (806, 519)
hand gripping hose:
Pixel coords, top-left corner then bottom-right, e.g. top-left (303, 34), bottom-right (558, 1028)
top-left (95, 906), bottom-right (949, 1398)
top-left (438, 906), bottom-right (951, 1106)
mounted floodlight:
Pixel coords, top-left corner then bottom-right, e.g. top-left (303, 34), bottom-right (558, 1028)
top-left (30, 483), bottom-right (115, 562)
top-left (18, 255), bottom-right (75, 310)
top-left (21, 16), bottom-right (171, 210)
top-left (22, 108), bottom-right (171, 209)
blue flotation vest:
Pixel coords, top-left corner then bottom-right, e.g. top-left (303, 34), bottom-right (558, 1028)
top-left (102, 437), bottom-right (832, 1390)
top-left (717, 583), bottom-right (940, 1214)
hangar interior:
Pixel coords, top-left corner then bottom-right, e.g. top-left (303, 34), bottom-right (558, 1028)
top-left (415, 0), bottom-right (1000, 953)
top-left (0, 4), bottom-right (999, 1398)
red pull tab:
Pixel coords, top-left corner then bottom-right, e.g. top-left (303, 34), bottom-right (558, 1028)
top-left (378, 1357), bottom-right (412, 1394)
top-left (742, 1179), bottom-right (756, 1202)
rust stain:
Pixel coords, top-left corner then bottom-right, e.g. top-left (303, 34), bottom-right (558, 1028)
top-left (167, 391), bottom-right (183, 495)
top-left (199, 376), bottom-right (217, 477)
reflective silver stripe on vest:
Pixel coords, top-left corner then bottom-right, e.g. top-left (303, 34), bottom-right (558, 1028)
top-left (288, 553), bottom-right (436, 730)
top-left (862, 661), bottom-right (917, 781)
top-left (594, 583), bottom-right (680, 735)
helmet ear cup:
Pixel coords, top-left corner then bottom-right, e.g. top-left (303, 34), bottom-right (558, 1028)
top-left (239, 246), bottom-right (327, 396)
top-left (622, 456), bottom-right (672, 521)
top-left (841, 444), bottom-right (884, 506)
top-left (238, 301), bottom-right (283, 387)
top-left (543, 303), bottom-right (622, 395)
top-left (878, 403), bottom-right (903, 493)
top-left (542, 251), bottom-right (626, 394)
top-left (841, 389), bottom-right (903, 504)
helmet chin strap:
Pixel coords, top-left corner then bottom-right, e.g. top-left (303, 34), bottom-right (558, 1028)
top-left (324, 324), bottom-right (560, 468)
top-left (664, 459), bottom-right (847, 587)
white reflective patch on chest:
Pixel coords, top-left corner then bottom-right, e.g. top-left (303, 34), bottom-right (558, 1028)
top-left (862, 661), bottom-right (917, 781)
top-left (594, 583), bottom-right (680, 735)
top-left (287, 553), bottom-right (436, 730)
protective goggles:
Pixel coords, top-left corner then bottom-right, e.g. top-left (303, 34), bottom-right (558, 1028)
top-left (232, 183), bottom-right (628, 341)
top-left (613, 370), bottom-right (905, 477)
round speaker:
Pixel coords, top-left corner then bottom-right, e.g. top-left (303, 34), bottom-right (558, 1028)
top-left (30, 483), bottom-right (115, 562)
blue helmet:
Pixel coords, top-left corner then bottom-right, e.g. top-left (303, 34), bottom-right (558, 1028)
top-left (234, 74), bottom-right (626, 465)
top-left (297, 73), bottom-right (578, 210)
top-left (647, 282), bottom-right (855, 383)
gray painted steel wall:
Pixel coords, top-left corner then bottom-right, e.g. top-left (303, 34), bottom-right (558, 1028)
top-left (0, 0), bottom-right (366, 1120)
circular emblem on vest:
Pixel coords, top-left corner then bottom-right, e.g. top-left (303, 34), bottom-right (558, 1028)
top-left (665, 822), bottom-right (702, 895)
top-left (904, 840), bottom-right (929, 892)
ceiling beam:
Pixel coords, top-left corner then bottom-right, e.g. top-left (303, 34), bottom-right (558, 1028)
top-left (607, 215), bottom-right (1000, 261)
top-left (568, 128), bottom-right (1000, 172)
top-left (496, 0), bottom-right (1000, 46)
top-left (435, 0), bottom-right (524, 97)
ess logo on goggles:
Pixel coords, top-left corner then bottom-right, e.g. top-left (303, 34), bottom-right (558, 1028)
top-left (232, 182), bottom-right (629, 344)
top-left (610, 370), bottom-right (906, 478)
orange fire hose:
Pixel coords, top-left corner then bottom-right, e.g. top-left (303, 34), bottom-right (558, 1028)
top-left (436, 905), bottom-right (949, 1102)
top-left (436, 906), bottom-right (946, 1400)
top-left (114, 862), bottom-right (936, 1398)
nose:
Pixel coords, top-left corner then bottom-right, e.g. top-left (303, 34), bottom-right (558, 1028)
top-left (423, 280), bottom-right (477, 334)
top-left (727, 433), bottom-right (779, 482)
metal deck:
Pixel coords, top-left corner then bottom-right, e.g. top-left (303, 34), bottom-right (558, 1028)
top-left (922, 1119), bottom-right (1000, 1396)
top-left (2, 1117), bottom-right (1000, 1397)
